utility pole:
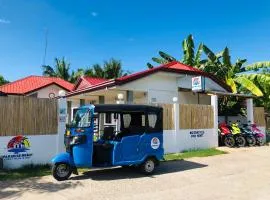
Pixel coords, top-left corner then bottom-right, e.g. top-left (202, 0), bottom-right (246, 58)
top-left (42, 28), bottom-right (48, 66)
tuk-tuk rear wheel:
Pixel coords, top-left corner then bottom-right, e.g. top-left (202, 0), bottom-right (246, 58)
top-left (52, 162), bottom-right (72, 181)
top-left (140, 158), bottom-right (156, 175)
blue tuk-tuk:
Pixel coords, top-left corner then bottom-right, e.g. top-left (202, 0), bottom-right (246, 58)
top-left (51, 104), bottom-right (164, 181)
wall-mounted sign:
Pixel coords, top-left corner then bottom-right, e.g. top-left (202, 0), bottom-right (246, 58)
top-left (191, 76), bottom-right (205, 92)
top-left (3, 135), bottom-right (33, 160)
top-left (190, 131), bottom-right (205, 138)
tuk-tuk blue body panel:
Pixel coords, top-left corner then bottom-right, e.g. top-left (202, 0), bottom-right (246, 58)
top-left (51, 104), bottom-right (164, 171)
top-left (112, 132), bottom-right (163, 166)
top-left (52, 152), bottom-right (75, 166)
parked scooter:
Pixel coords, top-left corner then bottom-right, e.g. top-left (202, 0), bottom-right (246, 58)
top-left (237, 120), bottom-right (256, 147)
top-left (243, 122), bottom-right (265, 146)
top-left (218, 122), bottom-right (235, 147)
top-left (228, 121), bottom-right (246, 147)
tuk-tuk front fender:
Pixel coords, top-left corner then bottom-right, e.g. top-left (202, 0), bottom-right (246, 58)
top-left (51, 152), bottom-right (75, 167)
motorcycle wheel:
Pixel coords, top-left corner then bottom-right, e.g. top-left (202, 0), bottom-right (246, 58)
top-left (246, 135), bottom-right (256, 147)
top-left (224, 136), bottom-right (235, 148)
top-left (235, 135), bottom-right (246, 147)
top-left (257, 137), bottom-right (264, 146)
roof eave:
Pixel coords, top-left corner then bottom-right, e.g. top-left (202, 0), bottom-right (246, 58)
top-left (65, 80), bottom-right (116, 97)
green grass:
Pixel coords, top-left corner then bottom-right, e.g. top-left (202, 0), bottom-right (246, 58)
top-left (164, 148), bottom-right (227, 161)
top-left (0, 148), bottom-right (227, 181)
top-left (0, 164), bottom-right (51, 181)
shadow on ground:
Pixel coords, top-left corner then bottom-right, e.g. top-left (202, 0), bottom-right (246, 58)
top-left (71, 159), bottom-right (207, 181)
top-left (0, 177), bottom-right (82, 199)
top-left (0, 160), bottom-right (207, 199)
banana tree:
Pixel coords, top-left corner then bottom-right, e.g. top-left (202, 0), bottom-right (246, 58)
top-left (203, 47), bottom-right (263, 97)
top-left (147, 34), bottom-right (208, 69)
top-left (245, 61), bottom-right (270, 70)
top-left (240, 62), bottom-right (270, 110)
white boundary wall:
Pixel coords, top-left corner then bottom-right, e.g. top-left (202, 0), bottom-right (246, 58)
top-left (0, 98), bottom-right (66, 169)
top-left (163, 129), bottom-right (218, 153)
top-left (0, 135), bottom-right (59, 169)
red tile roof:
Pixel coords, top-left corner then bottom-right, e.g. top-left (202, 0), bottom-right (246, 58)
top-left (84, 77), bottom-right (108, 85)
top-left (116, 61), bottom-right (203, 83)
top-left (66, 61), bottom-right (231, 97)
top-left (73, 76), bottom-right (108, 90)
top-left (0, 76), bottom-right (74, 95)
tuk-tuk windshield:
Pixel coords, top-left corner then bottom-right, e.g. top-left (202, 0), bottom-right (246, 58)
top-left (71, 108), bottom-right (91, 128)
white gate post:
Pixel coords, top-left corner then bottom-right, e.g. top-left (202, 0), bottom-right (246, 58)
top-left (246, 98), bottom-right (254, 123)
top-left (211, 95), bottom-right (219, 147)
top-left (57, 97), bottom-right (67, 153)
top-left (173, 97), bottom-right (179, 152)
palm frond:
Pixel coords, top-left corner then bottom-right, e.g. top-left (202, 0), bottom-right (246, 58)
top-left (225, 78), bottom-right (237, 93)
top-left (245, 61), bottom-right (270, 70)
top-left (234, 76), bottom-right (263, 96)
top-left (194, 43), bottom-right (204, 67)
top-left (147, 63), bottom-right (154, 69)
top-left (152, 57), bottom-right (168, 64)
top-left (42, 65), bottom-right (56, 77)
top-left (159, 51), bottom-right (177, 62)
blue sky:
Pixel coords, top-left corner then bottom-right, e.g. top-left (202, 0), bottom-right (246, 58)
top-left (0, 0), bottom-right (270, 81)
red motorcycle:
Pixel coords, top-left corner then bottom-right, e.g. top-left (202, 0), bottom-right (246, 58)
top-left (218, 122), bottom-right (235, 147)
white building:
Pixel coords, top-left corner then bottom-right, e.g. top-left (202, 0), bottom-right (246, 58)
top-left (65, 61), bottom-right (251, 153)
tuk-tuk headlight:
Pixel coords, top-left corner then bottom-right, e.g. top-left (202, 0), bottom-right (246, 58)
top-left (66, 130), bottom-right (70, 136)
top-left (70, 135), bottom-right (87, 145)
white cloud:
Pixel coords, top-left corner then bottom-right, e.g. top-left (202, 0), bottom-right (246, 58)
top-left (0, 19), bottom-right (10, 24)
top-left (91, 12), bottom-right (98, 17)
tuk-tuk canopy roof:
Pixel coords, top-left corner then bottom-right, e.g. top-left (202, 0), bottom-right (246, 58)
top-left (92, 104), bottom-right (162, 113)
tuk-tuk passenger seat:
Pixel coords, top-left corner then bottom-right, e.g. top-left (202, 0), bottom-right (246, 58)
top-left (102, 127), bottom-right (115, 141)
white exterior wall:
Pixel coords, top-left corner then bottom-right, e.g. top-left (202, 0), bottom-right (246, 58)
top-left (27, 84), bottom-right (69, 99)
top-left (119, 73), bottom-right (179, 104)
top-left (163, 129), bottom-right (218, 153)
top-left (119, 73), bottom-right (214, 104)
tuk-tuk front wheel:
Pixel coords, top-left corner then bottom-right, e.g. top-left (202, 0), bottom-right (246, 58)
top-left (52, 163), bottom-right (72, 181)
top-left (140, 158), bottom-right (156, 175)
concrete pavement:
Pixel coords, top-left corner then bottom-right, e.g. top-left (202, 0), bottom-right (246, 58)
top-left (1, 146), bottom-right (270, 200)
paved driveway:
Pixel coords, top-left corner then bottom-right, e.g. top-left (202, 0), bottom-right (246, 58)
top-left (1, 146), bottom-right (270, 200)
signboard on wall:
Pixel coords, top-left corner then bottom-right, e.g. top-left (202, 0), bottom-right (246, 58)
top-left (190, 131), bottom-right (205, 138)
top-left (191, 76), bottom-right (205, 92)
top-left (2, 135), bottom-right (33, 160)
